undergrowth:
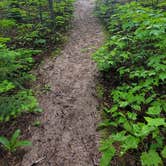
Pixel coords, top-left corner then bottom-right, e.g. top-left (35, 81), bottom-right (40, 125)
top-left (0, 0), bottom-right (74, 123)
top-left (94, 0), bottom-right (166, 165)
top-left (0, 0), bottom-right (74, 155)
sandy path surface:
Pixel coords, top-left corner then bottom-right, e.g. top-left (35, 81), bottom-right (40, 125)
top-left (22, 0), bottom-right (104, 165)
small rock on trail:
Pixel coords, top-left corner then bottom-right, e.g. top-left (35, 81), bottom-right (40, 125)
top-left (22, 0), bottom-right (104, 165)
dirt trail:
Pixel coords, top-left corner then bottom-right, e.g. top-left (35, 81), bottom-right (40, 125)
top-left (22, 0), bottom-right (104, 165)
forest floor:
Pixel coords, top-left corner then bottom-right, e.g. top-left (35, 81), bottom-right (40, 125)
top-left (20, 0), bottom-right (104, 165)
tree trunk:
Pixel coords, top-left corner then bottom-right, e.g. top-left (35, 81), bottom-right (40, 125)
top-left (48, 0), bottom-right (55, 27)
top-left (38, 0), bottom-right (43, 24)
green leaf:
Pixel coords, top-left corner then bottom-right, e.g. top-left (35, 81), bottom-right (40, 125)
top-left (99, 137), bottom-right (114, 151)
top-left (112, 131), bottom-right (126, 142)
top-left (0, 80), bottom-right (15, 93)
top-left (131, 104), bottom-right (141, 111)
top-left (33, 108), bottom-right (44, 113)
top-left (10, 129), bottom-right (21, 145)
top-left (119, 101), bottom-right (128, 107)
top-left (98, 120), bottom-right (111, 128)
top-left (109, 105), bottom-right (118, 113)
top-left (0, 136), bottom-right (10, 150)
top-left (145, 117), bottom-right (166, 127)
top-left (132, 123), bottom-right (154, 137)
top-left (150, 136), bottom-right (163, 149)
top-left (100, 146), bottom-right (115, 166)
top-left (127, 112), bottom-right (137, 120)
top-left (141, 150), bottom-right (162, 166)
top-left (161, 146), bottom-right (166, 158)
top-left (123, 121), bottom-right (133, 132)
top-left (121, 135), bottom-right (140, 155)
top-left (147, 105), bottom-right (161, 115)
top-left (15, 140), bottom-right (32, 148)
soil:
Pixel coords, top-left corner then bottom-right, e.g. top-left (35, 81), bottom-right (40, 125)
top-left (20, 0), bottom-right (104, 166)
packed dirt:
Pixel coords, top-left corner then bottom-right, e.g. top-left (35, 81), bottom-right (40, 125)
top-left (22, 0), bottom-right (104, 165)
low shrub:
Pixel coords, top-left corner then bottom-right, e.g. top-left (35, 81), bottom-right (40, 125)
top-left (0, 41), bottom-right (40, 122)
top-left (94, 1), bottom-right (166, 166)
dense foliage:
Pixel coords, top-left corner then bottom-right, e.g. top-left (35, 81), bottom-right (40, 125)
top-left (0, 42), bottom-right (39, 122)
top-left (94, 0), bottom-right (166, 165)
top-left (0, 0), bottom-right (74, 122)
top-left (0, 0), bottom-right (74, 49)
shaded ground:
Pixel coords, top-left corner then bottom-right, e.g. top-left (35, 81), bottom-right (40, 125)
top-left (21, 0), bottom-right (104, 165)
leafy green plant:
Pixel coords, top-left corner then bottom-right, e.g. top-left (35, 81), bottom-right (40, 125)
top-left (0, 0), bottom-right (74, 133)
top-left (42, 84), bottom-right (52, 93)
top-left (33, 120), bottom-right (41, 127)
top-left (0, 19), bottom-right (16, 29)
top-left (94, 1), bottom-right (166, 165)
top-left (0, 0), bottom-right (74, 50)
top-left (96, 84), bottom-right (104, 99)
top-left (0, 43), bottom-right (39, 122)
top-left (0, 129), bottom-right (32, 152)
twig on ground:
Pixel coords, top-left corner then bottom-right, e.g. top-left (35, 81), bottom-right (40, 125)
top-left (30, 156), bottom-right (46, 166)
